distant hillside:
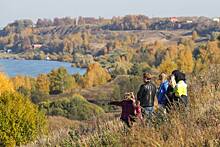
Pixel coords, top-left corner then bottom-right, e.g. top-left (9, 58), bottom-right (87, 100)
top-left (0, 15), bottom-right (219, 68)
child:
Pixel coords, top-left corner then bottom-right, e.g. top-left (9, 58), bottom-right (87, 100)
top-left (135, 100), bottom-right (143, 121)
top-left (109, 92), bottom-right (136, 127)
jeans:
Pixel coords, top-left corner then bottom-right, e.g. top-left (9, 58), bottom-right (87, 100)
top-left (143, 106), bottom-right (154, 116)
top-left (143, 106), bottom-right (154, 126)
top-left (158, 104), bottom-right (167, 114)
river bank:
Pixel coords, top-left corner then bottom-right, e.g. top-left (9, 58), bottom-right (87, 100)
top-left (0, 52), bottom-right (91, 68)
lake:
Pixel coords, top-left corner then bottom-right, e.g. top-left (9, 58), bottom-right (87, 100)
top-left (0, 59), bottom-right (86, 77)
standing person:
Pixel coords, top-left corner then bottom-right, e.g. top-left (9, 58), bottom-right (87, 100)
top-left (137, 73), bottom-right (157, 117)
top-left (164, 75), bottom-right (176, 112)
top-left (174, 72), bottom-right (188, 108)
top-left (108, 92), bottom-right (136, 127)
top-left (157, 72), bottom-right (169, 112)
top-left (172, 70), bottom-right (186, 83)
top-left (171, 70), bottom-right (188, 108)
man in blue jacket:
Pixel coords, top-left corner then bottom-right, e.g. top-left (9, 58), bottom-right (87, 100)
top-left (157, 72), bottom-right (169, 112)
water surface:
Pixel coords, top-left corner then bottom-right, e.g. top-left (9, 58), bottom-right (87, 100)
top-left (0, 59), bottom-right (86, 77)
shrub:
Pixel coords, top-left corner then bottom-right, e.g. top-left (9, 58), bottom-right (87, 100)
top-left (17, 86), bottom-right (31, 97)
top-left (112, 75), bottom-right (141, 100)
top-left (31, 90), bottom-right (49, 104)
top-left (0, 92), bottom-right (47, 146)
top-left (39, 94), bottom-right (105, 120)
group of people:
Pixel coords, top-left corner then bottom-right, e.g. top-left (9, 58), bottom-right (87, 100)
top-left (109, 70), bottom-right (188, 127)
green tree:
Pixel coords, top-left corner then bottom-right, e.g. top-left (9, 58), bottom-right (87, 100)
top-left (48, 67), bottom-right (76, 94)
top-left (129, 63), bottom-right (151, 76)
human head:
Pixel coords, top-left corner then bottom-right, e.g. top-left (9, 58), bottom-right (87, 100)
top-left (143, 72), bottom-right (152, 83)
top-left (172, 70), bottom-right (186, 83)
top-left (124, 92), bottom-right (135, 101)
top-left (159, 72), bottom-right (167, 81)
top-left (168, 75), bottom-right (176, 88)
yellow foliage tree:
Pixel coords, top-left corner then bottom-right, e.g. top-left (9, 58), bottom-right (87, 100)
top-left (192, 30), bottom-right (198, 41)
top-left (0, 73), bottom-right (14, 95)
top-left (206, 41), bottom-right (220, 64)
top-left (167, 44), bottom-right (178, 60)
top-left (177, 46), bottom-right (194, 73)
top-left (83, 63), bottom-right (111, 88)
top-left (158, 55), bottom-right (178, 74)
top-left (36, 74), bottom-right (50, 95)
top-left (11, 76), bottom-right (34, 90)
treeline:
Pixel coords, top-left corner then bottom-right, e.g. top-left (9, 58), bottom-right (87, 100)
top-left (0, 15), bottom-right (219, 53)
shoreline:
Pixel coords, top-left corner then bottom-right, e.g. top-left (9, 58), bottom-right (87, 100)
top-left (0, 53), bottom-right (88, 68)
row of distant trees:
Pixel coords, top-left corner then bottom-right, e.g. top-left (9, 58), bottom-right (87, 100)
top-left (0, 15), bottom-right (219, 56)
top-left (1, 16), bottom-right (219, 34)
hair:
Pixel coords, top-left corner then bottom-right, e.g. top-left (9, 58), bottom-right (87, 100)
top-left (143, 72), bottom-right (152, 80)
top-left (172, 70), bottom-right (180, 75)
top-left (172, 70), bottom-right (186, 83)
top-left (168, 75), bottom-right (176, 87)
top-left (124, 92), bottom-right (135, 100)
top-left (159, 72), bottom-right (167, 81)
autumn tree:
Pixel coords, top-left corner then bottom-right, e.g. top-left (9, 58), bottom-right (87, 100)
top-left (0, 73), bottom-right (14, 95)
top-left (112, 61), bottom-right (133, 77)
top-left (158, 54), bottom-right (178, 74)
top-left (83, 63), bottom-right (111, 88)
top-left (198, 41), bottom-right (220, 64)
top-left (36, 74), bottom-right (50, 95)
top-left (192, 30), bottom-right (198, 41)
top-left (206, 41), bottom-right (220, 64)
top-left (11, 76), bottom-right (33, 91)
top-left (177, 46), bottom-right (194, 73)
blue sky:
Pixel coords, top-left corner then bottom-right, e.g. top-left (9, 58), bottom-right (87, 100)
top-left (0, 0), bottom-right (220, 27)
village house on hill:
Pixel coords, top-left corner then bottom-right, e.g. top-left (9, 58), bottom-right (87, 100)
top-left (212, 18), bottom-right (220, 23)
top-left (32, 44), bottom-right (43, 50)
top-left (170, 17), bottom-right (178, 23)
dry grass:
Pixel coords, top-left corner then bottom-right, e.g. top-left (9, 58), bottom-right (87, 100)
top-left (21, 116), bottom-right (81, 147)
top-left (23, 66), bottom-right (220, 147)
top-left (60, 66), bottom-right (220, 147)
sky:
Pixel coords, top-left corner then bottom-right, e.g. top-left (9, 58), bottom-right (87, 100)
top-left (0, 0), bottom-right (220, 27)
